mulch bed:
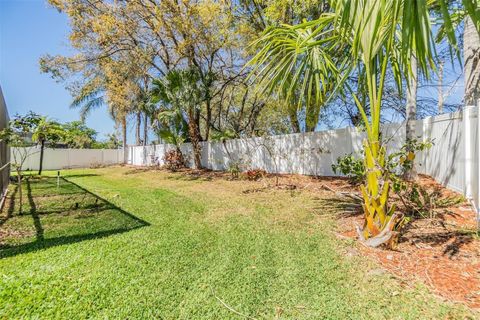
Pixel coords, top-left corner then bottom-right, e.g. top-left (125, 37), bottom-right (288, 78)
top-left (332, 175), bottom-right (480, 309)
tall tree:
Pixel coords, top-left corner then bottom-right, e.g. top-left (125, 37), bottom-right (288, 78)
top-left (404, 56), bottom-right (418, 180)
top-left (464, 15), bottom-right (480, 105)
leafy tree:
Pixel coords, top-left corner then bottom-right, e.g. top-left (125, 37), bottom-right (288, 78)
top-left (62, 121), bottom-right (97, 149)
top-left (41, 0), bottom-right (299, 143)
top-left (0, 113), bottom-right (42, 212)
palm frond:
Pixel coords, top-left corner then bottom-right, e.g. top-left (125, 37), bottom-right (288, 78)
top-left (71, 87), bottom-right (104, 121)
top-left (247, 16), bottom-right (341, 110)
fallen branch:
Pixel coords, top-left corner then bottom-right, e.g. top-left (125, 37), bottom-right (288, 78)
top-left (320, 184), bottom-right (362, 201)
top-left (210, 286), bottom-right (258, 320)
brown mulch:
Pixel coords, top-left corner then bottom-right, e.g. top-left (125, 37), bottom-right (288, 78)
top-left (333, 175), bottom-right (480, 310)
top-left (127, 166), bottom-right (480, 308)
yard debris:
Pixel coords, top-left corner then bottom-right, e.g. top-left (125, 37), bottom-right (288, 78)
top-left (210, 286), bottom-right (258, 320)
top-left (319, 183), bottom-right (362, 201)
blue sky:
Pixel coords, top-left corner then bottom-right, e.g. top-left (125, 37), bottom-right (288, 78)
top-left (0, 0), bottom-right (117, 141)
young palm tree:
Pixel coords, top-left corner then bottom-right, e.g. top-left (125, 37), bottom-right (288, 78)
top-left (32, 117), bottom-right (64, 175)
top-left (249, 0), bottom-right (479, 247)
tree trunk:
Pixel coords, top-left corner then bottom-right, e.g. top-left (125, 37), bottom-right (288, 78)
top-left (188, 108), bottom-right (202, 169)
top-left (38, 139), bottom-right (45, 175)
top-left (305, 105), bottom-right (318, 132)
top-left (404, 55), bottom-right (418, 181)
top-left (143, 113), bottom-right (148, 146)
top-left (438, 60), bottom-right (444, 114)
top-left (17, 168), bottom-right (22, 214)
top-left (288, 107), bottom-right (301, 133)
top-left (464, 16), bottom-right (480, 106)
top-left (122, 116), bottom-right (128, 164)
top-left (135, 112), bottom-right (141, 145)
top-left (205, 99), bottom-right (212, 141)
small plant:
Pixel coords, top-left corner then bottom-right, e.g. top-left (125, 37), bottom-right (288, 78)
top-left (243, 169), bottom-right (266, 181)
top-left (332, 138), bottom-right (440, 237)
top-left (150, 154), bottom-right (160, 167)
top-left (395, 182), bottom-right (464, 219)
top-left (331, 154), bottom-right (365, 184)
top-left (386, 138), bottom-right (433, 177)
top-left (332, 139), bottom-right (433, 185)
top-left (227, 161), bottom-right (241, 179)
top-left (163, 149), bottom-right (185, 171)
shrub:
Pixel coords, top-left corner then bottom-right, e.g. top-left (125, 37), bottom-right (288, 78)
top-left (394, 182), bottom-right (464, 219)
top-left (163, 149), bottom-right (185, 171)
top-left (332, 139), bottom-right (433, 185)
top-left (89, 162), bottom-right (105, 169)
top-left (331, 154), bottom-right (365, 183)
top-left (243, 169), bottom-right (266, 181)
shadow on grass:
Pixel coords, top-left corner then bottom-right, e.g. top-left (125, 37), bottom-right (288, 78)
top-left (59, 173), bottom-right (100, 179)
top-left (0, 176), bottom-right (149, 259)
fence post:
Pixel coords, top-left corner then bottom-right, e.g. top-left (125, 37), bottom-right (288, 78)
top-left (422, 116), bottom-right (431, 174)
top-left (477, 100), bottom-right (480, 226)
top-left (464, 106), bottom-right (473, 199)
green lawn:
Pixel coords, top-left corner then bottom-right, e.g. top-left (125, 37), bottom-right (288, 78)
top-left (0, 167), bottom-right (475, 319)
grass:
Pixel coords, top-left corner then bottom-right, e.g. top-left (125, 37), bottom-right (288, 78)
top-left (0, 167), bottom-right (476, 319)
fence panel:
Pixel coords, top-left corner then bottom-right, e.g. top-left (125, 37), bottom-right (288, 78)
top-left (12, 148), bottom-right (123, 171)
top-left (127, 108), bottom-right (479, 218)
top-left (0, 86), bottom-right (9, 207)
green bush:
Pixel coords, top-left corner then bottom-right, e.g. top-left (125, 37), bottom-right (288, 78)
top-left (331, 154), bottom-right (365, 184)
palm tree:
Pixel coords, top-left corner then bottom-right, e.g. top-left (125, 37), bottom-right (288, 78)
top-left (71, 83), bottom-right (130, 163)
top-left (32, 117), bottom-right (64, 175)
top-left (150, 69), bottom-right (204, 169)
top-left (70, 87), bottom-right (104, 122)
top-left (156, 109), bottom-right (188, 152)
top-left (249, 0), bottom-right (479, 247)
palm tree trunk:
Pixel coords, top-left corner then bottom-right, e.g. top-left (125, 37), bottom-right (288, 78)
top-left (188, 108), bottom-right (202, 169)
top-left (135, 112), bottom-right (141, 145)
top-left (143, 113), bottom-right (148, 146)
top-left (122, 116), bottom-right (127, 164)
top-left (464, 16), bottom-right (480, 106)
top-left (404, 55), bottom-right (418, 181)
top-left (38, 139), bottom-right (45, 175)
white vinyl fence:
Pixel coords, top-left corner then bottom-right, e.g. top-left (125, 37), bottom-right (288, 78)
top-left (0, 86), bottom-right (9, 208)
top-left (127, 105), bottom-right (480, 217)
top-left (12, 148), bottom-right (124, 171)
